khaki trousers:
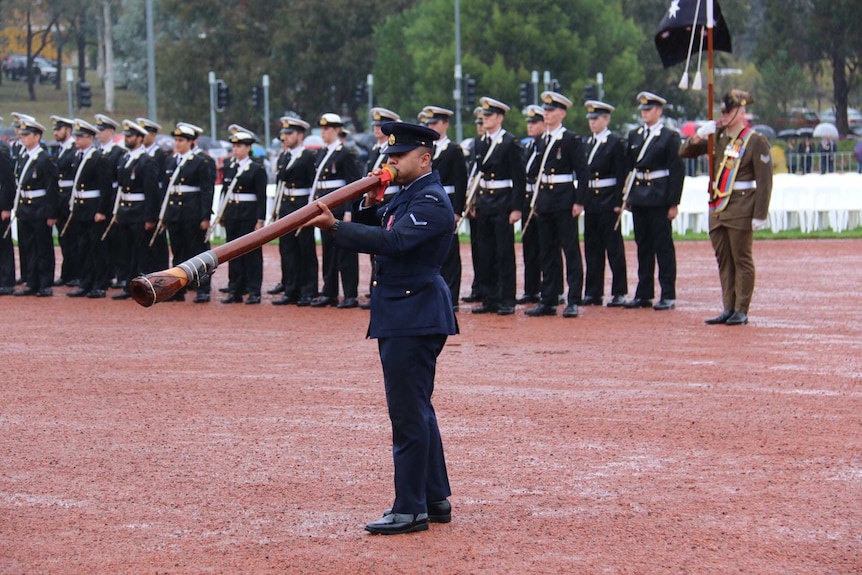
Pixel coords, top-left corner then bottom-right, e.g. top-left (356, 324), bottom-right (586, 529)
top-left (709, 222), bottom-right (755, 313)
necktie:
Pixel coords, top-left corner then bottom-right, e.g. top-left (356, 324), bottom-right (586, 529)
top-left (587, 137), bottom-right (601, 165)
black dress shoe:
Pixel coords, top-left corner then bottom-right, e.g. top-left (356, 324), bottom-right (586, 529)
top-left (271, 295), bottom-right (296, 306)
top-left (218, 287), bottom-right (231, 293)
top-left (622, 298), bottom-right (652, 309)
top-left (725, 311), bottom-right (749, 326)
top-left (36, 288), bottom-right (54, 297)
top-left (193, 293), bottom-right (211, 303)
top-left (606, 295), bottom-right (627, 307)
top-left (562, 304), bottom-right (579, 318)
top-left (653, 299), bottom-right (676, 311)
top-left (384, 499), bottom-right (451, 524)
top-left (53, 279), bottom-right (67, 287)
top-left (496, 306), bottom-right (515, 315)
top-left (337, 297), bottom-right (359, 309)
top-left (67, 287), bottom-right (88, 298)
top-left (525, 303), bottom-right (556, 317)
top-left (580, 296), bottom-right (602, 306)
top-left (365, 513), bottom-right (429, 535)
top-left (461, 293), bottom-right (480, 303)
top-left (360, 301), bottom-right (371, 310)
top-left (111, 291), bottom-right (132, 300)
top-left (266, 283), bottom-right (285, 295)
top-left (14, 287), bottom-right (36, 296)
top-left (86, 289), bottom-right (106, 298)
top-left (515, 294), bottom-right (540, 304)
top-left (245, 295), bottom-right (261, 304)
top-left (471, 304), bottom-right (498, 314)
top-left (310, 296), bottom-right (338, 307)
top-left (704, 310), bottom-right (734, 325)
top-left (221, 294), bottom-right (243, 304)
top-left (165, 292), bottom-right (186, 302)
top-left (110, 280), bottom-right (127, 290)
top-left (0, 286), bottom-right (14, 295)
top-left (66, 279), bottom-right (81, 287)
top-left (296, 297), bottom-right (313, 307)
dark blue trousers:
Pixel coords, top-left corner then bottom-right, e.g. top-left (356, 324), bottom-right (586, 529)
top-left (378, 334), bottom-right (451, 515)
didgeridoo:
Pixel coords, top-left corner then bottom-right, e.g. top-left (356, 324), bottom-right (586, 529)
top-left (130, 166), bottom-right (394, 307)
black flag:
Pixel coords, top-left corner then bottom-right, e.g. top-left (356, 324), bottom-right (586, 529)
top-left (654, 0), bottom-right (732, 69)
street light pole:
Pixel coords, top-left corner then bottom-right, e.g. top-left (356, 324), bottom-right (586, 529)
top-left (66, 68), bottom-right (74, 117)
top-left (263, 74), bottom-right (270, 147)
top-left (454, 0), bottom-right (463, 142)
top-left (367, 73), bottom-right (374, 129)
top-left (208, 71), bottom-right (216, 140)
top-left (146, 0), bottom-right (157, 121)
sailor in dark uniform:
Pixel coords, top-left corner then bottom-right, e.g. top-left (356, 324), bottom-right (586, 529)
top-left (0, 144), bottom-right (16, 294)
top-left (581, 100), bottom-right (628, 307)
top-left (11, 119), bottom-right (58, 296)
top-left (271, 117), bottom-right (319, 306)
top-left (518, 104), bottom-right (546, 305)
top-left (94, 114), bottom-right (127, 289)
top-left (137, 117), bottom-right (170, 271)
top-left (8, 113), bottom-right (38, 285)
top-left (422, 105), bottom-right (467, 309)
top-left (622, 92), bottom-right (685, 311)
top-left (50, 115), bottom-right (80, 286)
top-left (524, 91), bottom-right (589, 319)
top-left (462, 106), bottom-right (487, 305)
top-left (159, 122), bottom-right (216, 303)
top-left (64, 119), bottom-right (113, 298)
top-left (306, 122), bottom-right (457, 536)
top-left (109, 120), bottom-right (160, 299)
top-left (217, 130), bottom-right (268, 304)
top-left (310, 113), bottom-right (361, 308)
top-left (470, 97), bottom-right (525, 315)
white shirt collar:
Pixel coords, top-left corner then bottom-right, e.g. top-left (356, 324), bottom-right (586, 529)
top-left (127, 145), bottom-right (146, 161)
top-left (590, 128), bottom-right (611, 143)
top-left (546, 124), bottom-right (567, 140)
top-left (290, 145), bottom-right (305, 159)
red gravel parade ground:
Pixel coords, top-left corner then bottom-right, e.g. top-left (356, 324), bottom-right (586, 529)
top-left (1, 239), bottom-right (860, 574)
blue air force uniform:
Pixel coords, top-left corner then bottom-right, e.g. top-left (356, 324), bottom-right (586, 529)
top-left (334, 122), bottom-right (457, 520)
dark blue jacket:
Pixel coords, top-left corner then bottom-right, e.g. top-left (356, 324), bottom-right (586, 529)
top-left (336, 171), bottom-right (458, 339)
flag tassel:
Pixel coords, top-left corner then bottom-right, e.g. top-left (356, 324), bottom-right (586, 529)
top-left (678, 0), bottom-right (703, 90)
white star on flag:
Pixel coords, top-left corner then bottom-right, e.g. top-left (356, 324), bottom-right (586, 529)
top-left (668, 0), bottom-right (680, 18)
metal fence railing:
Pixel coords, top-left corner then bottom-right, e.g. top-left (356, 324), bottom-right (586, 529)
top-left (684, 151), bottom-right (861, 176)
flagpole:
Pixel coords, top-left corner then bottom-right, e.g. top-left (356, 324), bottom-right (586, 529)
top-left (707, 0), bottom-right (715, 187)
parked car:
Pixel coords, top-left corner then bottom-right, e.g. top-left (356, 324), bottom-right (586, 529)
top-left (2, 54), bottom-right (58, 82)
top-left (774, 108), bottom-right (819, 131)
top-left (819, 107), bottom-right (862, 133)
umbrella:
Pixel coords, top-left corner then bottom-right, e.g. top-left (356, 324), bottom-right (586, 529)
top-left (251, 143), bottom-right (267, 157)
top-left (751, 124), bottom-right (776, 140)
top-left (797, 128), bottom-right (814, 138)
top-left (812, 122), bottom-right (839, 139)
top-left (680, 121), bottom-right (697, 138)
top-left (778, 129), bottom-right (798, 139)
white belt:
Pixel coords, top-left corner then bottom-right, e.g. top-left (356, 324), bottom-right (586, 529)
top-left (443, 185), bottom-right (455, 195)
top-left (733, 181), bottom-right (756, 190)
top-left (59, 179), bottom-right (73, 188)
top-left (21, 189), bottom-right (47, 199)
top-left (121, 193), bottom-right (146, 202)
top-left (171, 185), bottom-right (201, 194)
top-left (73, 190), bottom-right (101, 199)
top-left (283, 187), bottom-right (312, 197)
top-left (635, 169), bottom-right (670, 181)
top-left (229, 193), bottom-right (258, 202)
top-left (589, 177), bottom-right (618, 188)
top-left (480, 179), bottom-right (513, 189)
top-left (539, 174), bottom-right (575, 184)
top-left (383, 185), bottom-right (400, 196)
top-left (317, 179), bottom-right (347, 190)
top-left (526, 183), bottom-right (536, 193)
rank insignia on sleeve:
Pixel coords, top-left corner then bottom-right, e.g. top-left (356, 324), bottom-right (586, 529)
top-left (760, 154), bottom-right (771, 164)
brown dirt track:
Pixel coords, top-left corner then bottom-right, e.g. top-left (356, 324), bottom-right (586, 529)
top-left (2, 239), bottom-right (860, 575)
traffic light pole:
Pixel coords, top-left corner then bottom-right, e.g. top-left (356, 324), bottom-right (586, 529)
top-left (209, 71), bottom-right (217, 140)
top-left (454, 0), bottom-right (463, 142)
top-left (66, 68), bottom-right (74, 117)
top-left (367, 74), bottom-right (374, 130)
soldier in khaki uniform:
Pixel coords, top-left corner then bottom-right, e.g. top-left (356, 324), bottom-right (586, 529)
top-left (679, 89), bottom-right (772, 325)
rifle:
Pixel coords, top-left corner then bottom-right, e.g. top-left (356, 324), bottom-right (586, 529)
top-left (2, 187), bottom-right (21, 240)
top-left (129, 166), bottom-right (395, 307)
top-left (268, 179), bottom-right (285, 225)
top-left (456, 165), bottom-right (482, 235)
top-left (206, 162), bottom-right (251, 242)
top-left (521, 184), bottom-right (539, 235)
top-left (100, 187), bottom-right (122, 241)
top-left (613, 169), bottom-right (637, 231)
top-left (149, 153), bottom-right (190, 247)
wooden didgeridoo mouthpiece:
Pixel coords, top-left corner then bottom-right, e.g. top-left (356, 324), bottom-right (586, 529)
top-left (130, 167), bottom-right (395, 307)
